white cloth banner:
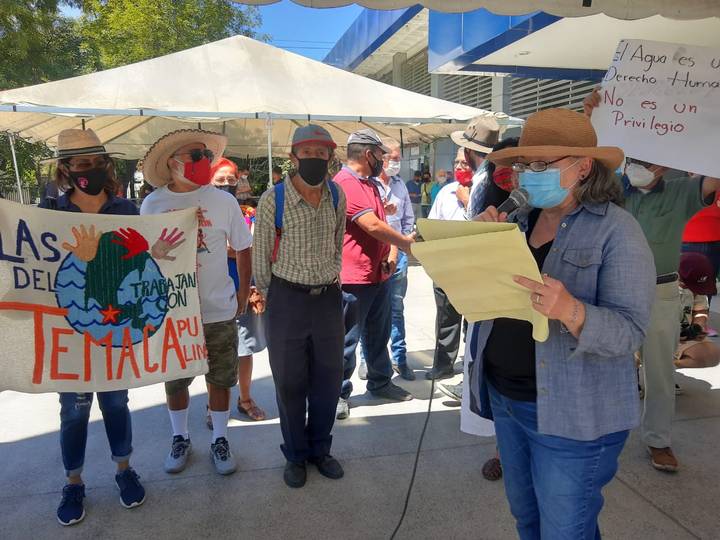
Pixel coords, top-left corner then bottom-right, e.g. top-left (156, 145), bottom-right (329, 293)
top-left (0, 201), bottom-right (208, 393)
top-left (593, 39), bottom-right (720, 178)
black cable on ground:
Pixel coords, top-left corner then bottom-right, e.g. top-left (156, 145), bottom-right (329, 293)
top-left (389, 378), bottom-right (435, 540)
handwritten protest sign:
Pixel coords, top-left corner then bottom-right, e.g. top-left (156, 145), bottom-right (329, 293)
top-left (0, 200), bottom-right (207, 393)
top-left (592, 39), bottom-right (720, 178)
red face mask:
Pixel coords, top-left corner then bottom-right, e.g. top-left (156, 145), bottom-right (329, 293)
top-left (454, 169), bottom-right (473, 187)
top-left (176, 157), bottom-right (213, 186)
top-left (493, 167), bottom-right (514, 192)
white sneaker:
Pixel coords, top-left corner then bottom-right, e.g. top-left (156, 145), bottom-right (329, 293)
top-left (336, 398), bottom-right (350, 420)
top-left (210, 437), bottom-right (237, 475)
top-left (164, 435), bottom-right (192, 473)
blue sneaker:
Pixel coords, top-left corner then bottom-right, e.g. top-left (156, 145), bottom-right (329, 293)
top-left (115, 468), bottom-right (146, 508)
top-left (57, 483), bottom-right (85, 526)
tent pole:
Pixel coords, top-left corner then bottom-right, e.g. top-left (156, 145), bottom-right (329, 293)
top-left (8, 133), bottom-right (24, 204)
top-left (266, 114), bottom-right (273, 189)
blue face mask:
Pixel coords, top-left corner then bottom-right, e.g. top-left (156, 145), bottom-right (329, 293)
top-left (518, 160), bottom-right (579, 209)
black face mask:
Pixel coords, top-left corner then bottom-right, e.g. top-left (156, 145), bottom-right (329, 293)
top-left (217, 184), bottom-right (237, 196)
top-left (367, 152), bottom-right (384, 178)
top-left (70, 168), bottom-right (107, 196)
top-left (296, 157), bottom-right (329, 186)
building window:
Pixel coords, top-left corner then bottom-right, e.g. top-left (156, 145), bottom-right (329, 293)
top-left (439, 74), bottom-right (493, 110)
top-left (401, 50), bottom-right (431, 96)
top-left (509, 77), bottom-right (596, 118)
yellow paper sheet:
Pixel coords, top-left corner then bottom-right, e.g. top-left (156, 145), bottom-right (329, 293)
top-left (412, 218), bottom-right (549, 342)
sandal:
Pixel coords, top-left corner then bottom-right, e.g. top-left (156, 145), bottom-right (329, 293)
top-left (482, 456), bottom-right (503, 481)
top-left (238, 398), bottom-right (266, 421)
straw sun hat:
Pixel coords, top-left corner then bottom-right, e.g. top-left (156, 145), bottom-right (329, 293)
top-left (142, 129), bottom-right (227, 188)
top-left (41, 129), bottom-right (124, 163)
top-left (488, 108), bottom-right (624, 170)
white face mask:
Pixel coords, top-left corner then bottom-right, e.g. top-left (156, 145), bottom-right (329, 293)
top-left (626, 163), bottom-right (655, 187)
top-left (437, 175), bottom-right (447, 184)
top-left (384, 160), bottom-right (401, 177)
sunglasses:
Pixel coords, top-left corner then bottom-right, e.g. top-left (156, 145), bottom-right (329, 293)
top-left (173, 148), bottom-right (214, 162)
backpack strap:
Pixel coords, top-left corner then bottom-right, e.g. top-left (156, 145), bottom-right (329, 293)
top-left (271, 183), bottom-right (285, 263)
top-left (328, 180), bottom-right (339, 210)
top-left (271, 181), bottom-right (338, 264)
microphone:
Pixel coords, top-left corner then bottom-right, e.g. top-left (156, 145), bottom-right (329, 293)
top-left (496, 188), bottom-right (530, 216)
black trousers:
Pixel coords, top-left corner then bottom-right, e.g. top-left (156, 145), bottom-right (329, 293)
top-left (266, 278), bottom-right (344, 463)
top-left (432, 284), bottom-right (464, 371)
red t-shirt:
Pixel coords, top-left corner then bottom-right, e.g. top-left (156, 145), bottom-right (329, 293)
top-left (683, 191), bottom-right (720, 243)
top-left (334, 166), bottom-right (391, 284)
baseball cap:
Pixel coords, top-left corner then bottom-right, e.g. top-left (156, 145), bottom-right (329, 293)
top-left (347, 129), bottom-right (390, 153)
top-left (679, 252), bottom-right (717, 296)
top-left (291, 124), bottom-right (337, 149)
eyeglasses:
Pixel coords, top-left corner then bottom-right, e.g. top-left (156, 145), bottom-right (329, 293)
top-left (172, 148), bottom-right (214, 162)
top-left (511, 157), bottom-right (568, 173)
top-left (214, 175), bottom-right (236, 183)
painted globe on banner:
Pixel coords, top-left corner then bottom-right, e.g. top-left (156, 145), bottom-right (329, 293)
top-left (55, 231), bottom-right (169, 347)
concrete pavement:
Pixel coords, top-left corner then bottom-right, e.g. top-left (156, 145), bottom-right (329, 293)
top-left (1, 265), bottom-right (719, 539)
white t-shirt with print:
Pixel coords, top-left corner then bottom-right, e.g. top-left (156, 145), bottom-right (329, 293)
top-left (140, 185), bottom-right (252, 324)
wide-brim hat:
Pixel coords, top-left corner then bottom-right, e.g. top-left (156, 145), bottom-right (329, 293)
top-left (143, 129), bottom-right (227, 188)
top-left (41, 128), bottom-right (124, 163)
top-left (488, 108), bottom-right (624, 170)
top-left (450, 116), bottom-right (500, 154)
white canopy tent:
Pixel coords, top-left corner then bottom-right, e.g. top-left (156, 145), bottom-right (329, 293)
top-left (0, 35), bottom-right (517, 167)
top-left (231, 1), bottom-right (720, 20)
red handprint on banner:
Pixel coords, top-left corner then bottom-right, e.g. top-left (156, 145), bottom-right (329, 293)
top-left (151, 227), bottom-right (186, 262)
top-left (111, 228), bottom-right (150, 260)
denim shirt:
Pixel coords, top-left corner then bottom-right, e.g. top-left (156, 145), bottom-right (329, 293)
top-left (469, 201), bottom-right (656, 441)
top-left (371, 175), bottom-right (415, 235)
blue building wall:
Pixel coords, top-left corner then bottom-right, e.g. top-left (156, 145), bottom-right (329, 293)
top-left (428, 9), bottom-right (606, 81)
top-left (324, 6), bottom-right (423, 71)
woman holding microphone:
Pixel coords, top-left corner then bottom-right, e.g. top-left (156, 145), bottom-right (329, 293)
top-left (472, 108), bottom-right (655, 539)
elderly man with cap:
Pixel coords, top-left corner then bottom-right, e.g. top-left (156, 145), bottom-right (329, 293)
top-left (585, 89), bottom-right (720, 472)
top-left (140, 129), bottom-right (254, 477)
top-left (357, 138), bottom-right (417, 381)
top-left (424, 118), bottom-right (500, 382)
top-left (334, 128), bottom-right (417, 420)
top-left (253, 124), bottom-right (347, 488)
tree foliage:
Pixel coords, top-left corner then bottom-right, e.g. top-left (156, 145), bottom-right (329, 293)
top-left (0, 0), bottom-right (264, 195)
top-left (79, 0), bottom-right (264, 69)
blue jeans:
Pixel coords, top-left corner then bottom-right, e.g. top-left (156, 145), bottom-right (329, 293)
top-left (389, 252), bottom-right (409, 366)
top-left (488, 383), bottom-right (628, 540)
top-left (358, 253), bottom-right (409, 367)
top-left (341, 281), bottom-right (393, 399)
top-left (59, 391), bottom-right (133, 477)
